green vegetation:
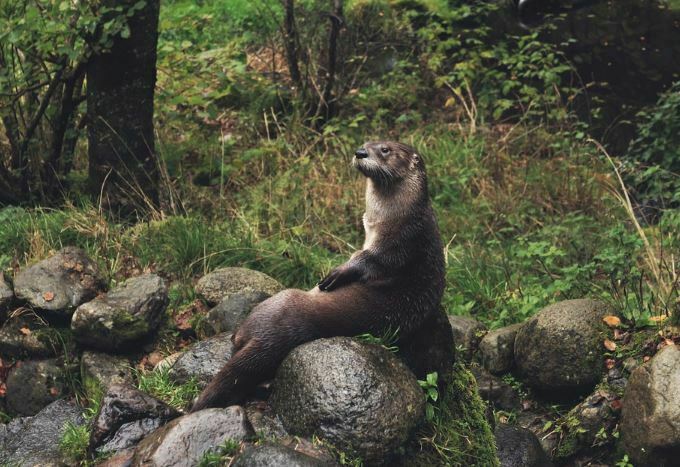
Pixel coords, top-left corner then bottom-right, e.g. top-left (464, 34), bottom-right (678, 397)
top-left (197, 439), bottom-right (241, 467)
top-left (136, 366), bottom-right (200, 411)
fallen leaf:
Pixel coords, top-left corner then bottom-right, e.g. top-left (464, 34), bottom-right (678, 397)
top-left (0, 383), bottom-right (6, 397)
top-left (604, 339), bottom-right (617, 351)
top-left (605, 358), bottom-right (616, 370)
top-left (643, 355), bottom-right (651, 363)
top-left (43, 291), bottom-right (55, 302)
top-left (18, 327), bottom-right (31, 336)
top-left (649, 315), bottom-right (668, 323)
top-left (49, 387), bottom-right (60, 396)
top-left (665, 338), bottom-right (675, 346)
top-left (603, 315), bottom-right (621, 327)
top-left (609, 399), bottom-right (623, 411)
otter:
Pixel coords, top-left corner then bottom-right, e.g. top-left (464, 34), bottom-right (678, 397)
top-left (191, 141), bottom-right (448, 411)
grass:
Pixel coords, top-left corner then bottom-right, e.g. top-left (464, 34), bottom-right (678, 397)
top-left (136, 366), bottom-right (201, 411)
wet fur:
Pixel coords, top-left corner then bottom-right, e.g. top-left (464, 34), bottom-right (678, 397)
top-left (191, 141), bottom-right (445, 411)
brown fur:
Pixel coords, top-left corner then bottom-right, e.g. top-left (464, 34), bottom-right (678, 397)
top-left (191, 141), bottom-right (446, 411)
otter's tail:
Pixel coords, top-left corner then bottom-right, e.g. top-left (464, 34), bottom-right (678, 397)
top-left (190, 340), bottom-right (278, 412)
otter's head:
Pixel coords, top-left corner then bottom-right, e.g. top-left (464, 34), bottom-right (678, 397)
top-left (352, 141), bottom-right (424, 187)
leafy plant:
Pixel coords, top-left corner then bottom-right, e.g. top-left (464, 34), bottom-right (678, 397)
top-left (418, 371), bottom-right (439, 422)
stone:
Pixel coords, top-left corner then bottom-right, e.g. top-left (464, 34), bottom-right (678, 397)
top-left (72, 274), bottom-right (168, 351)
top-left (168, 332), bottom-right (234, 388)
top-left (199, 291), bottom-right (270, 337)
top-left (0, 313), bottom-right (61, 359)
top-left (233, 443), bottom-right (337, 466)
top-left (495, 424), bottom-right (553, 467)
top-left (479, 323), bottom-right (522, 375)
top-left (0, 277), bottom-right (13, 319)
top-left (448, 315), bottom-right (486, 360)
top-left (5, 359), bottom-right (68, 416)
top-left (270, 337), bottom-right (424, 465)
top-left (620, 344), bottom-right (680, 466)
top-left (89, 384), bottom-right (180, 455)
top-left (554, 389), bottom-right (620, 460)
top-left (155, 351), bottom-right (181, 372)
top-left (131, 406), bottom-right (254, 466)
top-left (196, 267), bottom-right (283, 306)
top-left (514, 299), bottom-right (610, 396)
top-left (0, 399), bottom-right (85, 466)
top-left (13, 247), bottom-right (106, 317)
top-left (471, 366), bottom-right (522, 411)
top-left (81, 351), bottom-right (133, 391)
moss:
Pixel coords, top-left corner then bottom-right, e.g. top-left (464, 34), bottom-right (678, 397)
top-left (111, 309), bottom-right (150, 341)
top-left (404, 363), bottom-right (499, 466)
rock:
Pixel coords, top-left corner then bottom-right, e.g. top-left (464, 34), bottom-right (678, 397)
top-left (514, 299), bottom-right (610, 396)
top-left (155, 352), bottom-right (181, 372)
top-left (479, 323), bottom-right (522, 375)
top-left (131, 406), bottom-right (254, 466)
top-left (495, 424), bottom-right (553, 467)
top-left (5, 359), bottom-right (68, 416)
top-left (168, 332), bottom-right (234, 388)
top-left (233, 443), bottom-right (336, 466)
top-left (199, 291), bottom-right (270, 337)
top-left (13, 247), bottom-right (106, 317)
top-left (72, 274), bottom-right (168, 351)
top-left (471, 366), bottom-right (522, 411)
top-left (448, 315), bottom-right (486, 360)
top-left (270, 337), bottom-right (424, 465)
top-left (0, 399), bottom-right (85, 466)
top-left (196, 267), bottom-right (283, 306)
top-left (89, 384), bottom-right (180, 455)
top-left (0, 277), bottom-right (13, 318)
top-left (96, 449), bottom-right (134, 467)
top-left (554, 389), bottom-right (620, 460)
top-left (622, 357), bottom-right (640, 374)
top-left (0, 313), bottom-right (61, 359)
top-left (81, 351), bottom-right (133, 391)
top-left (516, 412), bottom-right (560, 459)
top-left (620, 344), bottom-right (680, 466)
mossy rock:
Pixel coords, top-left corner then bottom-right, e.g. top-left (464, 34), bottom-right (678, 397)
top-left (403, 363), bottom-right (500, 466)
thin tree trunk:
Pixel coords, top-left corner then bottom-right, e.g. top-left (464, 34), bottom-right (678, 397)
top-left (282, 0), bottom-right (303, 90)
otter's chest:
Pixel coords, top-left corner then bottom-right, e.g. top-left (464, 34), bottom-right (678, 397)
top-left (362, 214), bottom-right (381, 250)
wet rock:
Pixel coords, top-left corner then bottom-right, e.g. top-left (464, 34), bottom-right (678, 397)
top-left (131, 406), bottom-right (254, 466)
top-left (199, 291), bottom-right (270, 337)
top-left (516, 411), bottom-right (560, 457)
top-left (96, 449), bottom-right (134, 467)
top-left (0, 277), bottom-right (13, 319)
top-left (168, 332), bottom-right (234, 388)
top-left (233, 443), bottom-right (336, 466)
top-left (5, 359), bottom-right (68, 416)
top-left (514, 299), bottom-right (610, 396)
top-left (196, 267), bottom-right (283, 306)
top-left (555, 389), bottom-right (620, 460)
top-left (0, 399), bottom-right (85, 466)
top-left (0, 313), bottom-right (61, 359)
top-left (479, 323), bottom-right (522, 375)
top-left (13, 247), bottom-right (106, 317)
top-left (72, 274), bottom-right (168, 351)
top-left (270, 337), bottom-right (424, 465)
top-left (89, 384), bottom-right (180, 455)
top-left (81, 351), bottom-right (133, 391)
top-left (495, 424), bottom-right (553, 467)
top-left (471, 366), bottom-right (522, 411)
top-left (620, 344), bottom-right (680, 466)
top-left (448, 315), bottom-right (486, 360)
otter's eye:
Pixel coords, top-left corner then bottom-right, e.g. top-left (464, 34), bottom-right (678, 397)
top-left (380, 147), bottom-right (390, 155)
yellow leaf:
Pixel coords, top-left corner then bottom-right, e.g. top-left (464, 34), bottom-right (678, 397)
top-left (604, 339), bottom-right (617, 351)
top-left (19, 327), bottom-right (31, 336)
top-left (649, 315), bottom-right (668, 323)
top-left (602, 315), bottom-right (621, 327)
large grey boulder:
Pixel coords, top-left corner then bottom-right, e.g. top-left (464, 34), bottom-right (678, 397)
top-left (13, 247), bottom-right (106, 317)
top-left (168, 332), bottom-right (234, 388)
top-left (0, 399), bottom-right (85, 466)
top-left (233, 443), bottom-right (337, 466)
top-left (72, 274), bottom-right (168, 351)
top-left (0, 277), bottom-right (13, 320)
top-left (131, 406), bottom-right (254, 467)
top-left (479, 323), bottom-right (522, 375)
top-left (199, 290), bottom-right (270, 337)
top-left (448, 315), bottom-right (486, 360)
top-left (89, 384), bottom-right (180, 455)
top-left (495, 424), bottom-right (553, 467)
top-left (81, 351), bottom-right (133, 391)
top-left (514, 299), bottom-right (609, 396)
top-left (196, 267), bottom-right (283, 306)
top-left (270, 337), bottom-right (425, 465)
top-left (620, 344), bottom-right (680, 466)
top-left (5, 359), bottom-right (68, 416)
top-left (0, 313), bottom-right (61, 359)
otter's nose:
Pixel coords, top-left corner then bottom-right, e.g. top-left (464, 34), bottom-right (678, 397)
top-left (355, 148), bottom-right (368, 159)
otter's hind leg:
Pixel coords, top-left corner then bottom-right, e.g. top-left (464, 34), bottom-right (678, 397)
top-left (190, 339), bottom-right (278, 411)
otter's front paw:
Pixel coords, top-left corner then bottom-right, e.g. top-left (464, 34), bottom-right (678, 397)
top-left (318, 266), bottom-right (360, 291)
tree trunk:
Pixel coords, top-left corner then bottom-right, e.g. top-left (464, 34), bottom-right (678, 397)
top-left (87, 0), bottom-right (160, 215)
